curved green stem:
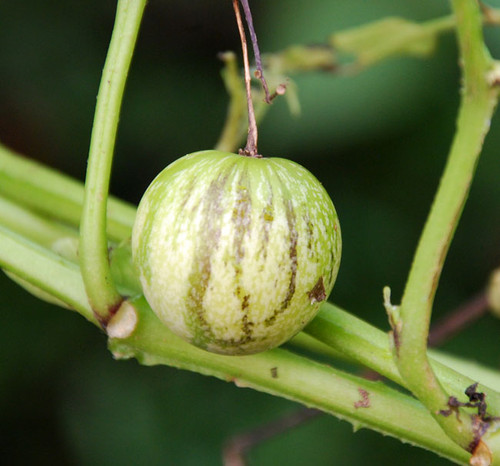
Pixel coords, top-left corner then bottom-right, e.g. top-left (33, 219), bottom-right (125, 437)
top-left (392, 0), bottom-right (499, 452)
top-left (79, 0), bottom-right (146, 325)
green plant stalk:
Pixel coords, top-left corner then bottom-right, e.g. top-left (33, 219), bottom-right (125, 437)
top-left (0, 143), bottom-right (135, 242)
top-left (1, 162), bottom-right (500, 416)
top-left (213, 11), bottom-right (476, 155)
top-left (306, 306), bottom-right (500, 414)
top-left (112, 296), bottom-right (472, 465)
top-left (0, 195), bottom-right (77, 248)
top-left (79, 0), bottom-right (146, 324)
top-left (2, 202), bottom-right (500, 462)
top-left (0, 227), bottom-right (469, 463)
top-left (0, 226), bottom-right (96, 324)
top-left (394, 0), bottom-right (499, 452)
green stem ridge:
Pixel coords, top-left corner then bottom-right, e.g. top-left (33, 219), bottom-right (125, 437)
top-left (393, 0), bottom-right (499, 453)
top-left (79, 0), bottom-right (146, 325)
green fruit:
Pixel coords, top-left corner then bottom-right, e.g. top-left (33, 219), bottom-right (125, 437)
top-left (132, 150), bottom-right (341, 355)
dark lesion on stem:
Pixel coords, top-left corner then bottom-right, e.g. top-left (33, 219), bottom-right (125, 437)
top-left (439, 383), bottom-right (500, 453)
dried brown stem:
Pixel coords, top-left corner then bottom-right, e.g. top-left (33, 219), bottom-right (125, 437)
top-left (239, 0), bottom-right (271, 103)
top-left (428, 293), bottom-right (489, 347)
top-left (222, 408), bottom-right (321, 466)
top-left (232, 0), bottom-right (260, 157)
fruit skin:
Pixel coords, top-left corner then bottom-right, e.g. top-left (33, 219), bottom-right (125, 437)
top-left (132, 150), bottom-right (341, 355)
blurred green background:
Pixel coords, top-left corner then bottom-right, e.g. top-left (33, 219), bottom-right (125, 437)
top-left (1, 1), bottom-right (500, 464)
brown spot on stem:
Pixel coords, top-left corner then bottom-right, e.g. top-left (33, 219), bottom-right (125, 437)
top-left (391, 328), bottom-right (401, 357)
top-left (354, 388), bottom-right (370, 409)
top-left (95, 297), bottom-right (124, 330)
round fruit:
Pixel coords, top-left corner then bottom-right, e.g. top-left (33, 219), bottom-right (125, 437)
top-left (132, 150), bottom-right (341, 355)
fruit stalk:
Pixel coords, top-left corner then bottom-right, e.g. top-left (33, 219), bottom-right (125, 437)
top-left (232, 0), bottom-right (260, 157)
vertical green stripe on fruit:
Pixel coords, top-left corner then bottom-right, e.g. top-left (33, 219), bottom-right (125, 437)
top-left (185, 171), bottom-right (230, 348)
top-left (132, 150), bottom-right (342, 355)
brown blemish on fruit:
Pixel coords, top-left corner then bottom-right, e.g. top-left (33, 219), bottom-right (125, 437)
top-left (270, 367), bottom-right (278, 378)
top-left (354, 388), bottom-right (370, 409)
top-left (303, 213), bottom-right (314, 251)
top-left (308, 277), bottom-right (326, 304)
top-left (231, 174), bottom-right (256, 345)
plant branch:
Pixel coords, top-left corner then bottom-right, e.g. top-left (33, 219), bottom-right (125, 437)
top-left (222, 408), bottom-right (321, 466)
top-left (232, 0), bottom-right (260, 157)
top-left (79, 0), bottom-right (146, 326)
top-left (0, 195), bottom-right (77, 249)
top-left (1, 160), bottom-right (500, 418)
top-left (109, 296), bottom-right (471, 465)
top-left (391, 0), bottom-right (499, 453)
top-left (0, 143), bottom-right (135, 241)
top-left (2, 196), bottom-right (500, 462)
top-left (305, 304), bottom-right (500, 415)
top-left (239, 0), bottom-right (271, 102)
top-left (215, 7), bottom-right (500, 154)
top-left (215, 52), bottom-right (248, 153)
top-left (0, 226), bottom-right (96, 324)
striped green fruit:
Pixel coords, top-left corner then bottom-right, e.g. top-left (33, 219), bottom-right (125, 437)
top-left (132, 150), bottom-right (341, 355)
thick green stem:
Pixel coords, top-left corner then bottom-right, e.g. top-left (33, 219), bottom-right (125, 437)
top-left (113, 297), bottom-right (473, 465)
top-left (0, 226), bottom-right (471, 462)
top-left (393, 0), bottom-right (499, 452)
top-left (305, 304), bottom-right (500, 414)
top-left (1, 149), bottom-right (500, 418)
top-left (0, 195), bottom-right (77, 248)
top-left (0, 144), bottom-right (135, 241)
top-left (0, 226), bottom-right (95, 324)
top-left (1, 203), bottom-right (500, 462)
top-left (79, 0), bottom-right (146, 325)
